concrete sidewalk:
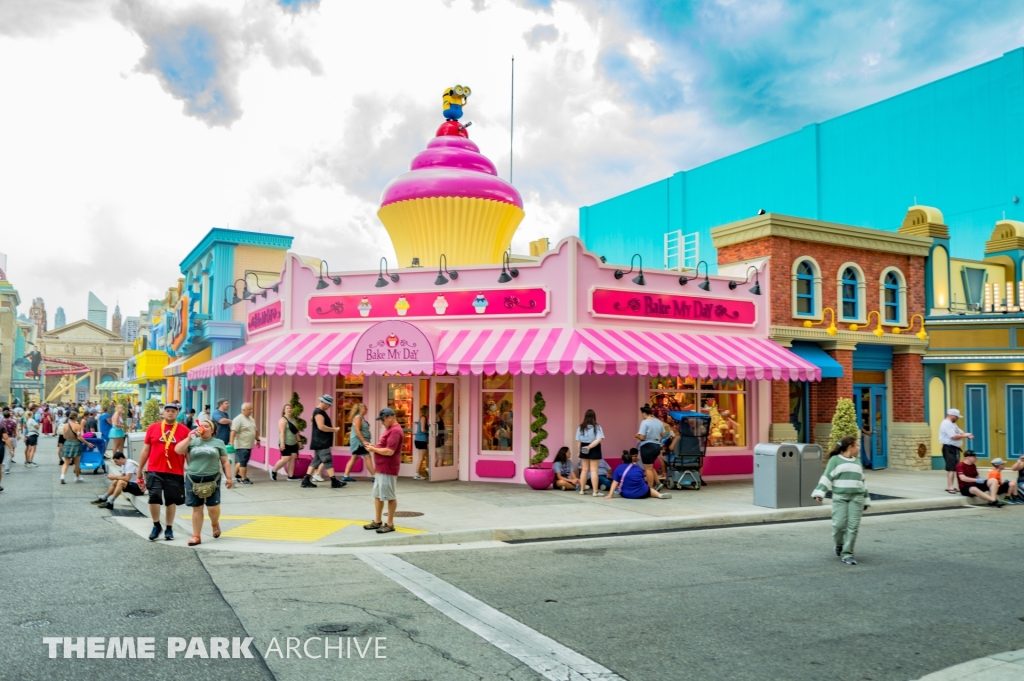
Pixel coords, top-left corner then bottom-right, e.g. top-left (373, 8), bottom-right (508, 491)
top-left (126, 466), bottom-right (1006, 550)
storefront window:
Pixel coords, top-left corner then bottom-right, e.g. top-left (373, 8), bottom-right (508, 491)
top-left (482, 374), bottom-right (513, 452)
top-left (251, 375), bottom-right (268, 438)
top-left (335, 375), bottom-right (364, 447)
top-left (387, 382), bottom-right (414, 464)
top-left (648, 376), bottom-right (746, 447)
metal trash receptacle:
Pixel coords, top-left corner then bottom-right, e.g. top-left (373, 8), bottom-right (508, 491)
top-left (126, 432), bottom-right (146, 461)
top-left (791, 443), bottom-right (824, 506)
top-left (753, 443), bottom-right (801, 508)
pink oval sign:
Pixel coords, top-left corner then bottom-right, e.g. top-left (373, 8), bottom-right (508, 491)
top-left (351, 321), bottom-right (436, 376)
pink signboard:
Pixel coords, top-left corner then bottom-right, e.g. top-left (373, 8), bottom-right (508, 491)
top-left (589, 287), bottom-right (756, 326)
top-left (351, 321), bottom-right (436, 376)
top-left (247, 301), bottom-right (283, 335)
top-left (307, 287), bottom-right (548, 322)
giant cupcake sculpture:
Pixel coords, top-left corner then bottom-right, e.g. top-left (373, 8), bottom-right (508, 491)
top-left (377, 85), bottom-right (525, 267)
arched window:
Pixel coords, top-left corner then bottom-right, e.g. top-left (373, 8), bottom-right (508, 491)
top-left (795, 261), bottom-right (815, 316)
top-left (841, 267), bottom-right (859, 320)
top-left (883, 271), bottom-right (900, 322)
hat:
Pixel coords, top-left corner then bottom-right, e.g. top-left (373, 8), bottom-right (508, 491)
top-left (376, 407), bottom-right (396, 421)
top-left (161, 403), bottom-right (179, 411)
top-left (947, 408), bottom-right (961, 418)
top-left (319, 395), bottom-right (334, 405)
top-left (963, 450), bottom-right (977, 458)
top-left (991, 457), bottom-right (1006, 466)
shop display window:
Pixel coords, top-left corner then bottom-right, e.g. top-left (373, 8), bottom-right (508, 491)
top-left (386, 382), bottom-right (414, 463)
top-left (335, 375), bottom-right (364, 447)
top-left (648, 376), bottom-right (746, 447)
top-left (482, 374), bottom-right (514, 452)
top-left (251, 374), bottom-right (268, 439)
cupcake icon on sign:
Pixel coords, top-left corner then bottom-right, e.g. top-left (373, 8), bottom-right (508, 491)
top-left (358, 297), bottom-right (372, 317)
top-left (433, 294), bottom-right (449, 315)
top-left (395, 296), bottom-right (410, 317)
top-left (472, 294), bottom-right (488, 314)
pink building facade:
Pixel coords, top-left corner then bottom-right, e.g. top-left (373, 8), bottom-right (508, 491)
top-left (188, 237), bottom-right (818, 484)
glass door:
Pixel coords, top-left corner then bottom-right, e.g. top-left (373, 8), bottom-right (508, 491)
top-left (384, 381), bottom-right (416, 471)
top-left (429, 378), bottom-right (459, 482)
top-left (854, 384), bottom-right (887, 470)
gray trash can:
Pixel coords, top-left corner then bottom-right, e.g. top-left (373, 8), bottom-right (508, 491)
top-left (753, 443), bottom-right (801, 508)
top-left (791, 443), bottom-right (824, 507)
top-left (126, 432), bottom-right (146, 461)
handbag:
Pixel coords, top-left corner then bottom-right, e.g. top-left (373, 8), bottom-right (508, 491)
top-left (186, 472), bottom-right (220, 499)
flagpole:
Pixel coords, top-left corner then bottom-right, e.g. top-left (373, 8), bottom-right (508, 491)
top-left (510, 55), bottom-right (514, 184)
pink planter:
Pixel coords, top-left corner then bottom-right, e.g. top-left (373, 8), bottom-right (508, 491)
top-left (524, 467), bottom-right (555, 490)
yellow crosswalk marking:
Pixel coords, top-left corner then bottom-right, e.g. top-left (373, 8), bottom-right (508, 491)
top-left (214, 516), bottom-right (425, 542)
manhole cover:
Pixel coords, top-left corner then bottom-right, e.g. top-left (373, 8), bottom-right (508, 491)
top-left (393, 511), bottom-right (423, 517)
top-left (126, 610), bottom-right (158, 619)
top-left (317, 624), bottom-right (349, 634)
top-left (110, 508), bottom-right (145, 517)
top-left (20, 620), bottom-right (49, 628)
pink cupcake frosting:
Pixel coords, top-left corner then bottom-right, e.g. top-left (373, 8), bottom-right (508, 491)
top-left (379, 136), bottom-right (523, 209)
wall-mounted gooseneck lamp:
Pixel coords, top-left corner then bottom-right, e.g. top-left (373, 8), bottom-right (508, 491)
top-left (614, 254), bottom-right (646, 286)
top-left (498, 251), bottom-right (519, 284)
top-left (679, 260), bottom-right (711, 291)
top-left (222, 284), bottom-right (241, 309)
top-left (435, 254), bottom-right (458, 286)
top-left (376, 257), bottom-right (399, 288)
top-left (244, 272), bottom-right (280, 301)
top-left (317, 261), bottom-right (341, 290)
top-left (728, 265), bottom-right (762, 295)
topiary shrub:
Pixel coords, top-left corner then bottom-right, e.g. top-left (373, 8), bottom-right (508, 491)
top-left (289, 391), bottom-right (308, 448)
top-left (141, 398), bottom-right (161, 428)
top-left (827, 397), bottom-right (861, 455)
top-left (529, 391), bottom-right (549, 467)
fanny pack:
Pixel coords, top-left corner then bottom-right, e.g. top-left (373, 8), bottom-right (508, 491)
top-left (186, 472), bottom-right (220, 499)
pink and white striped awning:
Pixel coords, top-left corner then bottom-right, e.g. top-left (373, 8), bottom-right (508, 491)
top-left (435, 327), bottom-right (820, 381)
top-left (187, 332), bottom-right (361, 379)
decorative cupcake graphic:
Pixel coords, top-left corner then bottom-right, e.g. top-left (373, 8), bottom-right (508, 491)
top-left (472, 294), bottom-right (488, 314)
top-left (358, 297), bottom-right (372, 317)
top-left (395, 296), bottom-right (410, 317)
top-left (433, 294), bottom-right (449, 315)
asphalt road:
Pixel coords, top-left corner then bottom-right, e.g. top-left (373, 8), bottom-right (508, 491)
top-left (3, 435), bottom-right (1023, 681)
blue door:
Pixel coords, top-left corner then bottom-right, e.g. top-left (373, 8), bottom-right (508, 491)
top-left (854, 385), bottom-right (887, 470)
top-left (1007, 385), bottom-right (1024, 460)
top-left (964, 384), bottom-right (989, 457)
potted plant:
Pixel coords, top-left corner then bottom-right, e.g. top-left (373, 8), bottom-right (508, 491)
top-left (524, 391), bottom-right (555, 490)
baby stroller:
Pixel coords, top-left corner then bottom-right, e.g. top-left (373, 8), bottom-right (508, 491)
top-left (663, 411), bottom-right (710, 490)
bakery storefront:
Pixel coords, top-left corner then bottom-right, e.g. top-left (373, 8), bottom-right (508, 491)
top-left (187, 238), bottom-right (819, 484)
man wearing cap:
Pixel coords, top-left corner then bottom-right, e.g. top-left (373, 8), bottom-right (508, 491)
top-left (301, 395), bottom-right (346, 489)
top-left (364, 408), bottom-right (403, 533)
top-left (939, 408), bottom-right (973, 494)
top-left (137, 403), bottom-right (191, 540)
top-left (956, 451), bottom-right (1005, 507)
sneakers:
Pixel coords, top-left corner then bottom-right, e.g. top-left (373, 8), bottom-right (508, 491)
top-left (657, 492), bottom-right (672, 499)
top-left (149, 523), bottom-right (162, 541)
top-left (270, 471), bottom-right (277, 481)
top-left (330, 478), bottom-right (346, 489)
top-left (312, 474), bottom-right (324, 482)
top-left (241, 478), bottom-right (253, 485)
top-left (287, 475), bottom-right (302, 481)
top-left (75, 476), bottom-right (84, 483)
top-left (579, 487), bottom-right (585, 495)
top-left (300, 476), bottom-right (317, 488)
top-left (26, 462), bottom-right (38, 468)
top-left (102, 501), bottom-right (114, 510)
top-left (412, 475), bottom-right (425, 480)
top-left (90, 497), bottom-right (107, 505)
top-left (165, 526), bottom-right (174, 541)
top-left (60, 477), bottom-right (65, 484)
top-left (655, 483), bottom-right (665, 491)
top-left (842, 556), bottom-right (857, 565)
top-left (835, 545), bottom-right (842, 557)
top-left (234, 474), bottom-right (242, 482)
top-left (987, 500), bottom-right (1006, 508)
top-left (341, 476), bottom-right (356, 482)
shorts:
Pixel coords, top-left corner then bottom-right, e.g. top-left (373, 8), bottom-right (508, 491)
top-left (0, 446), bottom-right (5, 464)
top-left (414, 438), bottom-right (429, 450)
top-left (185, 473), bottom-right (222, 507)
top-left (62, 442), bottom-right (82, 460)
top-left (124, 480), bottom-right (145, 497)
top-left (280, 443), bottom-right (299, 456)
top-left (26, 434), bottom-right (38, 447)
top-left (579, 443), bottom-right (603, 460)
top-left (310, 448), bottom-right (334, 469)
top-left (234, 448), bottom-right (252, 467)
top-left (147, 472), bottom-right (185, 507)
top-left (350, 444), bottom-right (369, 456)
top-left (57, 435), bottom-right (65, 447)
top-left (959, 480), bottom-right (1009, 496)
top-left (639, 442), bottom-right (661, 465)
top-left (942, 445), bottom-right (961, 472)
top-left (372, 472), bottom-right (397, 501)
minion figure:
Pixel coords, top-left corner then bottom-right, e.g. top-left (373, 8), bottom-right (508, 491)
top-left (442, 85), bottom-right (471, 120)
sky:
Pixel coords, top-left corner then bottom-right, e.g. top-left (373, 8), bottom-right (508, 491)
top-left (3, 0), bottom-right (1024, 328)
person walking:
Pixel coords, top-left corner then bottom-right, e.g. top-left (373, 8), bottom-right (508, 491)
top-left (136, 403), bottom-right (190, 541)
top-left (301, 395), bottom-right (345, 489)
top-left (939, 408), bottom-right (973, 494)
top-left (23, 406), bottom-right (40, 467)
top-left (635, 404), bottom-right (666, 490)
top-left (271, 404), bottom-right (301, 481)
top-left (413, 404), bottom-right (429, 480)
top-left (175, 414), bottom-right (233, 546)
top-left (211, 399), bottom-right (232, 444)
top-left (60, 413), bottom-right (96, 484)
top-left (0, 425), bottom-right (13, 492)
top-left (812, 435), bottom-right (871, 565)
top-left (1, 407), bottom-right (18, 474)
top-left (364, 408), bottom-right (403, 533)
top-left (109, 403), bottom-right (127, 457)
top-left (229, 402), bottom-right (259, 485)
top-left (341, 402), bottom-right (374, 482)
top-left (576, 409), bottom-right (605, 497)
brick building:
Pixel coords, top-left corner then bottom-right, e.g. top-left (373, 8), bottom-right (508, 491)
top-left (711, 210), bottom-right (933, 470)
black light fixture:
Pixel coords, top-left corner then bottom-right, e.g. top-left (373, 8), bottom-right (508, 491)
top-left (411, 257), bottom-right (422, 267)
top-left (317, 261), bottom-right (341, 290)
top-left (757, 208), bottom-right (766, 215)
top-left (498, 251), bottom-right (519, 283)
top-left (728, 265), bottom-right (762, 295)
top-left (599, 255), bottom-right (607, 264)
top-left (222, 284), bottom-right (240, 309)
top-left (434, 254), bottom-right (458, 286)
top-left (614, 254), bottom-right (646, 286)
top-left (679, 260), bottom-right (711, 291)
top-left (230, 278), bottom-right (253, 302)
top-left (376, 257), bottom-right (399, 288)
